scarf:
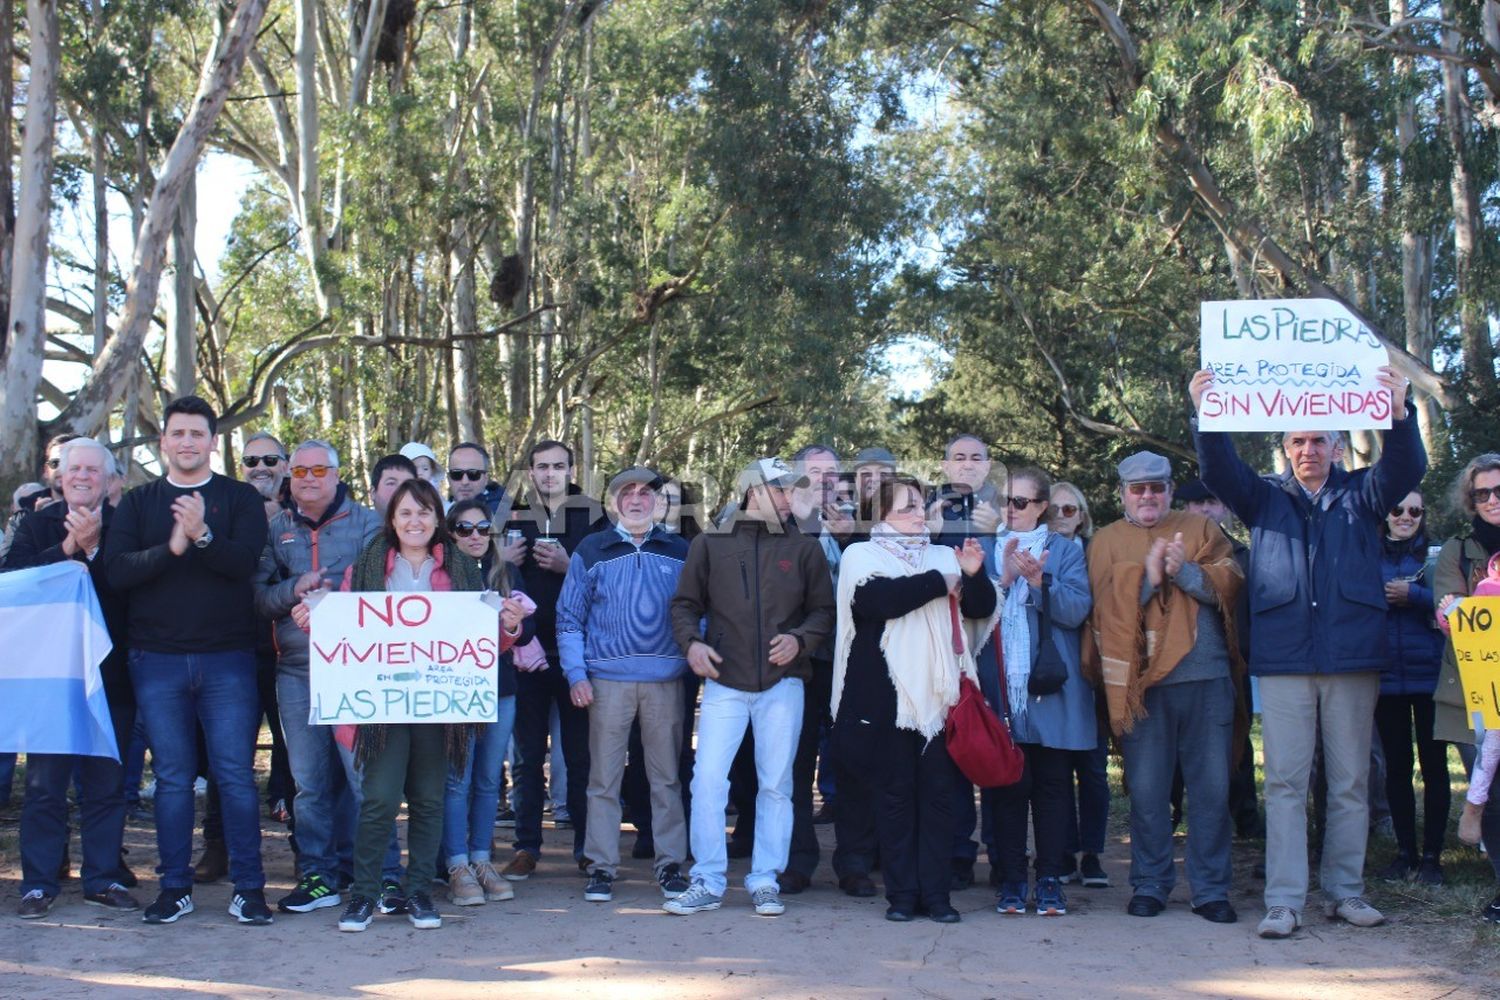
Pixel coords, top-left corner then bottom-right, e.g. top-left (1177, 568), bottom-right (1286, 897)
top-left (832, 541), bottom-right (997, 739)
top-left (1472, 515), bottom-right (1500, 558)
top-left (346, 535), bottom-right (486, 771)
top-left (1081, 511), bottom-right (1245, 735)
top-left (869, 521), bottom-right (929, 568)
top-left (997, 525), bottom-right (1049, 722)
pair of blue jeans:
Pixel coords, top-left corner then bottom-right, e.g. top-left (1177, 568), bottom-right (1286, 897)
top-left (128, 649), bottom-right (264, 891)
top-left (20, 700), bottom-right (134, 896)
top-left (277, 672), bottom-right (402, 883)
top-left (443, 696), bottom-right (518, 865)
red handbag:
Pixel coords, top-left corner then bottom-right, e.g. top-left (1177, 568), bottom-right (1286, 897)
top-left (944, 597), bottom-right (1025, 788)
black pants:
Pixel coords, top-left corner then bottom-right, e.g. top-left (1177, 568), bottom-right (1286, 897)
top-left (831, 722), bottom-right (878, 878)
top-left (993, 743), bottom-right (1073, 883)
top-left (876, 729), bottom-right (958, 909)
top-left (513, 666), bottom-right (589, 860)
top-left (1374, 693), bottom-right (1450, 859)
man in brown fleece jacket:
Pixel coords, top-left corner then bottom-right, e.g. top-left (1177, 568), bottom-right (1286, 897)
top-left (664, 458), bottom-right (836, 918)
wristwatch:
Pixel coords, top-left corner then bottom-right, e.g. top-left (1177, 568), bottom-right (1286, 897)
top-left (194, 526), bottom-right (214, 549)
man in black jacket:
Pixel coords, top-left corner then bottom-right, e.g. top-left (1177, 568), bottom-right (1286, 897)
top-left (104, 396), bottom-right (271, 926)
top-left (6, 437), bottom-right (137, 919)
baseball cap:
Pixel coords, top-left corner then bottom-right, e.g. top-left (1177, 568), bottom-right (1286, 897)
top-left (607, 466), bottom-right (661, 494)
top-left (735, 457), bottom-right (807, 494)
top-left (399, 442), bottom-right (438, 464)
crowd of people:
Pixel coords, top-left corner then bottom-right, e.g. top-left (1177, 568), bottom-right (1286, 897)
top-left (5, 367), bottom-right (1500, 940)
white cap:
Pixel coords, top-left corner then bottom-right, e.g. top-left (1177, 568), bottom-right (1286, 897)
top-left (399, 442), bottom-right (438, 464)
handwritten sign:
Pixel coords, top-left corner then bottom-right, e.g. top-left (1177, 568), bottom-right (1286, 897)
top-left (1447, 597), bottom-right (1500, 730)
top-left (1198, 299), bottom-right (1390, 432)
top-left (309, 591), bottom-right (500, 724)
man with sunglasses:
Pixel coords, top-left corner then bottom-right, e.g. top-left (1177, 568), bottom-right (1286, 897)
top-left (447, 443), bottom-right (506, 514)
top-left (254, 440), bottom-right (384, 916)
top-left (1189, 364), bottom-right (1426, 939)
top-left (1084, 452), bottom-right (1245, 925)
top-left (241, 433), bottom-right (291, 520)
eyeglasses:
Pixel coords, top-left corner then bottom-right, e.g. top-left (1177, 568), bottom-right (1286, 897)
top-left (1055, 504), bottom-right (1080, 518)
top-left (1389, 505), bottom-right (1424, 518)
top-left (242, 455), bottom-right (283, 468)
top-left (1000, 496), bottom-right (1046, 511)
top-left (450, 520), bottom-right (492, 538)
top-left (1125, 482), bottom-right (1169, 497)
top-left (448, 469), bottom-right (485, 482)
top-left (290, 465), bottom-right (334, 479)
top-left (1473, 487), bottom-right (1499, 505)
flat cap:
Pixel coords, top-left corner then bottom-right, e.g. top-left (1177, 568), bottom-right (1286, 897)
top-left (1117, 451), bottom-right (1172, 484)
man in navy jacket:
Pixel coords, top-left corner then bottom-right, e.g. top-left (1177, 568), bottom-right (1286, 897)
top-left (1190, 364), bottom-right (1425, 940)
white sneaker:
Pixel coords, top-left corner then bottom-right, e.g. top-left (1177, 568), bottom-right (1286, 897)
top-left (1257, 906), bottom-right (1300, 938)
top-left (1324, 896), bottom-right (1383, 927)
top-left (663, 881), bottom-right (722, 915)
top-left (751, 885), bottom-right (785, 916)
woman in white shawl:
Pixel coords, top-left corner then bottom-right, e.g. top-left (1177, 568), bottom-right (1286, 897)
top-left (832, 475), bottom-right (996, 923)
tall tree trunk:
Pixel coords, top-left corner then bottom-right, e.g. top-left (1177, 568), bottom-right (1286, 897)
top-left (0, 0), bottom-right (15, 358)
top-left (0, 0), bottom-right (59, 494)
top-left (294, 0), bottom-right (330, 314)
top-left (164, 172), bottom-right (197, 398)
top-left (90, 0), bottom-right (108, 355)
top-left (447, 5), bottom-right (480, 442)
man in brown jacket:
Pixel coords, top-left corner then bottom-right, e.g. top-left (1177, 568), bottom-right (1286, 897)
top-left (664, 458), bottom-right (836, 918)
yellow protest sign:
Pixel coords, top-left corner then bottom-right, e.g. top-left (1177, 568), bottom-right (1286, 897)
top-left (1447, 596), bottom-right (1500, 730)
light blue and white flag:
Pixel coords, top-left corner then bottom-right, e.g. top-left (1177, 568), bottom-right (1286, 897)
top-left (0, 560), bottom-right (118, 759)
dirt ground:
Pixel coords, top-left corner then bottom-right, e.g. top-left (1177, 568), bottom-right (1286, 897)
top-left (0, 805), bottom-right (1493, 1000)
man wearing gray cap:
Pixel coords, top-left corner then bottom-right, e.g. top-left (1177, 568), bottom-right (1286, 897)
top-left (665, 458), bottom-right (836, 917)
top-left (1083, 452), bottom-right (1246, 924)
top-left (557, 468), bottom-right (692, 903)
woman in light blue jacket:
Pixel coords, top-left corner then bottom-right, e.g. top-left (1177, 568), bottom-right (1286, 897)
top-left (980, 466), bottom-right (1094, 917)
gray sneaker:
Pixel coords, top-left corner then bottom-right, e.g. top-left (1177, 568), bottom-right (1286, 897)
top-left (1324, 896), bottom-right (1383, 927)
top-left (751, 885), bottom-right (785, 916)
top-left (1257, 905), bottom-right (1300, 938)
top-left (663, 881), bottom-right (722, 915)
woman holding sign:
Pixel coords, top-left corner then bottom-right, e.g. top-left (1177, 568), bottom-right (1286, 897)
top-left (328, 479), bottom-right (487, 933)
top-left (1433, 453), bottom-right (1500, 924)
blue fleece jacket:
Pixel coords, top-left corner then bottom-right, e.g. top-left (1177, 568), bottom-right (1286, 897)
top-left (556, 524), bottom-right (690, 686)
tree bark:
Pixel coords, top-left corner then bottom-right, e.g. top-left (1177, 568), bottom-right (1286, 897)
top-left (0, 0), bottom-right (60, 494)
top-left (164, 172), bottom-right (197, 398)
top-left (0, 0), bottom-right (15, 360)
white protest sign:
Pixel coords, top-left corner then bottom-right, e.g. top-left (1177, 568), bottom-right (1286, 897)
top-left (1198, 298), bottom-right (1391, 432)
top-left (309, 591), bottom-right (500, 724)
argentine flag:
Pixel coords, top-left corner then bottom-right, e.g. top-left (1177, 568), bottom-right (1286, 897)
top-left (0, 560), bottom-right (118, 759)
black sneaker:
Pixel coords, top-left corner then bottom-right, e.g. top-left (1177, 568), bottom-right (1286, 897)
top-left (278, 873), bottom-right (342, 913)
top-left (1416, 854), bottom-right (1445, 886)
top-left (406, 890), bottom-right (441, 929)
top-left (377, 879), bottom-right (407, 915)
top-left (18, 889), bottom-right (55, 919)
top-left (83, 883), bottom-right (141, 911)
top-left (339, 895), bottom-right (375, 932)
top-left (1079, 853), bottom-right (1110, 888)
top-left (229, 888), bottom-right (274, 925)
top-left (658, 863), bottom-right (690, 899)
top-left (143, 888), bottom-right (195, 924)
top-left (584, 869), bottom-right (614, 902)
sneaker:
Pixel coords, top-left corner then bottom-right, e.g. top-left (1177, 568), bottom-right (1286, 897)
top-left (1055, 855), bottom-right (1079, 885)
top-left (500, 851), bottom-right (537, 881)
top-left (495, 807), bottom-right (516, 828)
top-left (229, 889), bottom-right (274, 925)
top-left (83, 883), bottom-right (141, 912)
top-left (658, 863), bottom-right (690, 899)
top-left (278, 873), bottom-right (342, 913)
top-left (474, 861), bottom-right (514, 901)
top-left (377, 879), bottom-right (407, 915)
top-left (18, 889), bottom-right (55, 920)
top-left (1374, 854), bottom-right (1414, 881)
top-left (1416, 854), bottom-right (1445, 886)
top-left (663, 881), bottom-right (723, 915)
top-left (339, 895), bottom-right (375, 932)
top-left (1324, 896), bottom-right (1383, 927)
top-left (751, 885), bottom-right (785, 916)
top-left (584, 869), bottom-right (614, 902)
top-left (1481, 892), bottom-right (1500, 924)
top-left (1257, 905), bottom-right (1300, 938)
top-left (995, 882), bottom-right (1027, 915)
top-left (447, 863), bottom-right (485, 906)
top-left (143, 888), bottom-right (194, 924)
top-left (269, 798), bottom-right (291, 824)
top-left (1033, 876), bottom-right (1066, 916)
top-left (1079, 853), bottom-right (1110, 888)
top-left (406, 890), bottom-right (441, 929)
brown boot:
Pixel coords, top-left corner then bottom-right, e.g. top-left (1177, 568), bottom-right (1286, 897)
top-left (193, 840), bottom-right (228, 883)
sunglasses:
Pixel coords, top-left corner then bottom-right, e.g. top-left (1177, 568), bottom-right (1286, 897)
top-left (1125, 482), bottom-right (1169, 497)
top-left (290, 465), bottom-right (334, 479)
top-left (242, 455), bottom-right (283, 468)
top-left (1389, 505), bottom-right (1424, 519)
top-left (1055, 504), bottom-right (1080, 518)
top-left (450, 520), bottom-right (492, 538)
top-left (1000, 496), bottom-right (1046, 511)
top-left (448, 469), bottom-right (485, 482)
top-left (1473, 487), bottom-right (1499, 505)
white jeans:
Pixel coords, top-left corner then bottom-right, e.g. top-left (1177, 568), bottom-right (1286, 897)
top-left (689, 677), bottom-right (804, 895)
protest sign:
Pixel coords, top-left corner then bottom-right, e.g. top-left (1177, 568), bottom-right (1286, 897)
top-left (1447, 597), bottom-right (1500, 731)
top-left (1198, 298), bottom-right (1391, 432)
top-left (308, 591), bottom-right (500, 725)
